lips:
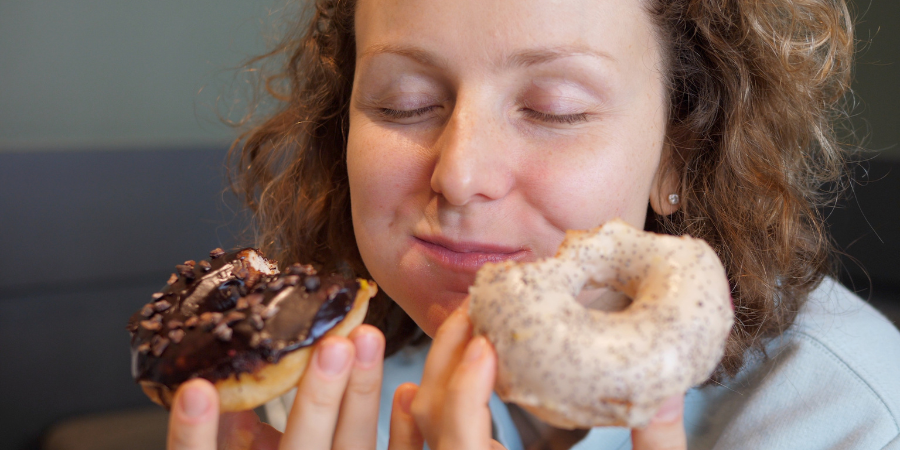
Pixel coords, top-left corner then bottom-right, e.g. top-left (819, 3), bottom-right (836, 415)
top-left (413, 235), bottom-right (532, 273)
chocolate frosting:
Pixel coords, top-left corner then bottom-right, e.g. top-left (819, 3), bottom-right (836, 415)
top-left (127, 249), bottom-right (359, 388)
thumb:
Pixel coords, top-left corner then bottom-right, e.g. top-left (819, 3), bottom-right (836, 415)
top-left (168, 379), bottom-right (219, 450)
top-left (631, 395), bottom-right (686, 450)
top-left (388, 383), bottom-right (424, 450)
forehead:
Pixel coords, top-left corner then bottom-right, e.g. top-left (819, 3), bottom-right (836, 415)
top-left (354, 0), bottom-right (660, 71)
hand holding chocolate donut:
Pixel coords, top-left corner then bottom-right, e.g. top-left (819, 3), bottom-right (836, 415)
top-left (126, 248), bottom-right (377, 412)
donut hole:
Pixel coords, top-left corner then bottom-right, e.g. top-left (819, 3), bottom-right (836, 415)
top-left (575, 280), bottom-right (632, 312)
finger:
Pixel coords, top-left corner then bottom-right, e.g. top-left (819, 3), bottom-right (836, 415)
top-left (631, 395), bottom-right (687, 450)
top-left (438, 335), bottom-right (497, 450)
top-left (218, 410), bottom-right (281, 450)
top-left (279, 336), bottom-right (355, 450)
top-left (332, 325), bottom-right (386, 450)
top-left (168, 379), bottom-right (219, 450)
top-left (418, 300), bottom-right (473, 392)
top-left (412, 303), bottom-right (473, 444)
top-left (388, 383), bottom-right (425, 450)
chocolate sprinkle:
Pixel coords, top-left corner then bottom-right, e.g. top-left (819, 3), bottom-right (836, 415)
top-left (176, 264), bottom-right (195, 279)
top-left (283, 275), bottom-right (300, 287)
top-left (141, 319), bottom-right (162, 331)
top-left (267, 278), bottom-right (285, 291)
top-left (249, 314), bottom-right (264, 331)
top-left (199, 312), bottom-right (223, 330)
top-left (140, 304), bottom-right (155, 317)
top-left (210, 248), bottom-right (225, 259)
top-left (223, 311), bottom-right (246, 325)
top-left (154, 300), bottom-right (172, 312)
top-left (198, 260), bottom-right (212, 272)
top-left (213, 323), bottom-right (233, 341)
top-left (151, 336), bottom-right (169, 357)
top-left (245, 293), bottom-right (264, 307)
top-left (169, 329), bottom-right (185, 344)
top-left (288, 263), bottom-right (316, 276)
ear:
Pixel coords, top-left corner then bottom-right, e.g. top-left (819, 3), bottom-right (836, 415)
top-left (649, 147), bottom-right (680, 216)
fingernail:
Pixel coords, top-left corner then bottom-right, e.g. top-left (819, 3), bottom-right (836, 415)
top-left (652, 395), bottom-right (684, 424)
top-left (354, 332), bottom-right (381, 365)
top-left (464, 336), bottom-right (487, 362)
top-left (398, 386), bottom-right (416, 414)
top-left (317, 340), bottom-right (351, 376)
top-left (180, 383), bottom-right (210, 418)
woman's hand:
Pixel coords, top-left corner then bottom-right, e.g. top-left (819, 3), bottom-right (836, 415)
top-left (391, 299), bottom-right (687, 450)
top-left (631, 395), bottom-right (687, 450)
top-left (399, 302), bottom-right (505, 450)
top-left (166, 324), bottom-right (386, 450)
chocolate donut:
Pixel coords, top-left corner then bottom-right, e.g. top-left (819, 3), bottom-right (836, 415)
top-left (127, 248), bottom-right (377, 411)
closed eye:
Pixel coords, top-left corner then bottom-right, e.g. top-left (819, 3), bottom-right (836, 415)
top-left (522, 109), bottom-right (590, 124)
top-left (377, 105), bottom-right (439, 120)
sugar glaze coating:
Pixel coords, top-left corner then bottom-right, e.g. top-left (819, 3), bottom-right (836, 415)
top-left (468, 219), bottom-right (734, 428)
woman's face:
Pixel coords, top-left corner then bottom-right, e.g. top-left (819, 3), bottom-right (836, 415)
top-left (347, 0), bottom-right (670, 336)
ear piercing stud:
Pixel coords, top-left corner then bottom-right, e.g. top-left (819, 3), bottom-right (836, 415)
top-left (668, 194), bottom-right (680, 205)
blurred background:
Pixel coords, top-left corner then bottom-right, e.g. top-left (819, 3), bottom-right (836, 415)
top-left (1, 0), bottom-right (898, 449)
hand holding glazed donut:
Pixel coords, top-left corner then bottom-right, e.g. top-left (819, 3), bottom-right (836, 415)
top-left (407, 300), bottom-right (687, 450)
top-left (408, 303), bottom-right (504, 450)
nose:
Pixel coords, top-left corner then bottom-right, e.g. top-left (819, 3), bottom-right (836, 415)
top-left (430, 100), bottom-right (515, 206)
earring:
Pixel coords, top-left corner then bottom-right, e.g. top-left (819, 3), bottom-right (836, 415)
top-left (668, 193), bottom-right (680, 205)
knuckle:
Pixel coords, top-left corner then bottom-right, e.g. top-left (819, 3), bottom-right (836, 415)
top-left (304, 385), bottom-right (343, 410)
top-left (434, 312), bottom-right (467, 340)
top-left (445, 381), bottom-right (468, 399)
top-left (168, 428), bottom-right (198, 450)
top-left (347, 376), bottom-right (381, 397)
top-left (408, 397), bottom-right (429, 422)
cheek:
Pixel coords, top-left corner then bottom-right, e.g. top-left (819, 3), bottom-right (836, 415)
top-left (346, 119), bottom-right (435, 289)
top-left (348, 124), bottom-right (429, 224)
top-left (519, 133), bottom-right (662, 232)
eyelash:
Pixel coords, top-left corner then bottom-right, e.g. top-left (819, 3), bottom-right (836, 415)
top-left (522, 109), bottom-right (590, 124)
top-left (377, 106), bottom-right (438, 119)
top-left (376, 106), bottom-right (590, 124)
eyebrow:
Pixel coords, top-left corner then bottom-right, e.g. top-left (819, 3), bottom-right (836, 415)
top-left (358, 44), bottom-right (615, 69)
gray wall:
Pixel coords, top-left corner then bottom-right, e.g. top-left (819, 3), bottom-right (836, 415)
top-left (852, 0), bottom-right (900, 159)
top-left (0, 0), bottom-right (279, 150)
top-left (1, 0), bottom-right (898, 156)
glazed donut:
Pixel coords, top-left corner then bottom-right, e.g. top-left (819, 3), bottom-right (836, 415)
top-left (127, 248), bottom-right (377, 412)
top-left (468, 219), bottom-right (733, 428)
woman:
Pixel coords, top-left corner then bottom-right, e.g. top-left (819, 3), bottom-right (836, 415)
top-left (166, 0), bottom-right (900, 449)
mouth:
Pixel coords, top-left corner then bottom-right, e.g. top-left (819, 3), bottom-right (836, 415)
top-left (413, 235), bottom-right (532, 273)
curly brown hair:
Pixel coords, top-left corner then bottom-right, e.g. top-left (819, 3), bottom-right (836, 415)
top-left (228, 0), bottom-right (855, 376)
